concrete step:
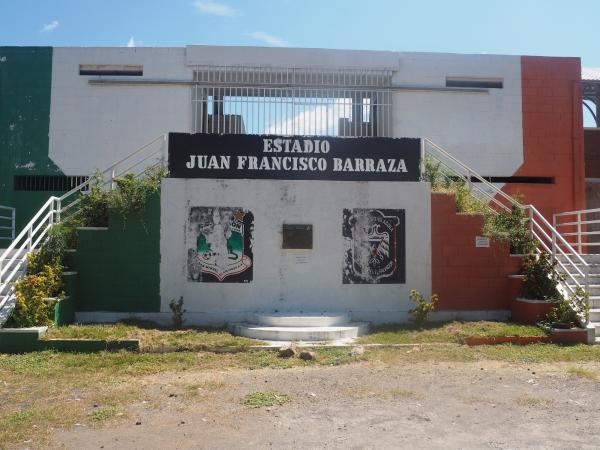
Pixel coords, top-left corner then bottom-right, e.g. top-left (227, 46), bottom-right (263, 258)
top-left (589, 309), bottom-right (600, 323)
top-left (560, 272), bottom-right (600, 279)
top-left (252, 312), bottom-right (351, 327)
top-left (589, 322), bottom-right (600, 340)
top-left (590, 297), bottom-right (600, 309)
top-left (567, 285), bottom-right (600, 296)
top-left (230, 322), bottom-right (369, 342)
top-left (558, 254), bottom-right (600, 264)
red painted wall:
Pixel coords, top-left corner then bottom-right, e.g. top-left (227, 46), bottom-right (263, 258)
top-left (502, 56), bottom-right (585, 219)
top-left (432, 57), bottom-right (585, 313)
top-left (585, 129), bottom-right (600, 178)
top-left (431, 192), bottom-right (521, 311)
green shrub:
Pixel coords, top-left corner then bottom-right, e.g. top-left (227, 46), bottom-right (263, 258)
top-left (27, 225), bottom-right (69, 274)
top-left (169, 297), bottom-right (186, 329)
top-left (423, 157), bottom-right (445, 191)
top-left (483, 204), bottom-right (534, 254)
top-left (544, 287), bottom-right (590, 328)
top-left (75, 171), bottom-right (111, 227)
top-left (64, 166), bottom-right (166, 231)
top-left (520, 251), bottom-right (564, 301)
top-left (9, 262), bottom-right (64, 327)
top-left (453, 181), bottom-right (491, 215)
top-left (108, 166), bottom-right (166, 226)
top-left (408, 289), bottom-right (438, 327)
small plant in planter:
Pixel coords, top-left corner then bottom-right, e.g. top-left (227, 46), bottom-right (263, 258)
top-left (520, 251), bottom-right (564, 301)
top-left (543, 287), bottom-right (590, 330)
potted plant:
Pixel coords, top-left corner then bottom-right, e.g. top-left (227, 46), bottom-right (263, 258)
top-left (542, 287), bottom-right (592, 344)
top-left (545, 287), bottom-right (589, 329)
top-left (511, 251), bottom-right (563, 324)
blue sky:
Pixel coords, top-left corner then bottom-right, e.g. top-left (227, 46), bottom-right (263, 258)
top-left (1, 0), bottom-right (599, 67)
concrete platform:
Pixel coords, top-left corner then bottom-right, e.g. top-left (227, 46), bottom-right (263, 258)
top-left (230, 316), bottom-right (368, 342)
top-left (251, 312), bottom-right (351, 327)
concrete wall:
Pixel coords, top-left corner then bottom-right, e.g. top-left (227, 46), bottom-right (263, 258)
top-left (160, 179), bottom-right (431, 325)
top-left (47, 46), bottom-right (523, 179)
top-left (504, 56), bottom-right (584, 218)
top-left (392, 52), bottom-right (523, 176)
top-left (0, 47), bottom-right (65, 233)
top-left (49, 47), bottom-right (192, 175)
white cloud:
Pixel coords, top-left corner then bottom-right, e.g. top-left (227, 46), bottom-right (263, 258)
top-left (193, 1), bottom-right (239, 16)
top-left (247, 31), bottom-right (288, 47)
top-left (263, 100), bottom-right (353, 136)
top-left (41, 20), bottom-right (59, 32)
top-left (126, 37), bottom-right (139, 47)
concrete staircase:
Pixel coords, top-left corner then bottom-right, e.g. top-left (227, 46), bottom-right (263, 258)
top-left (558, 254), bottom-right (600, 343)
top-left (230, 312), bottom-right (368, 343)
top-left (0, 248), bottom-right (25, 326)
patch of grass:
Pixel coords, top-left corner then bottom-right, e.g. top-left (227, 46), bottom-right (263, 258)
top-left (357, 321), bottom-right (547, 345)
top-left (368, 343), bottom-right (600, 364)
top-left (516, 395), bottom-right (553, 407)
top-left (240, 347), bottom-right (362, 369)
top-left (44, 324), bottom-right (262, 351)
top-left (243, 391), bottom-right (291, 408)
top-left (89, 405), bottom-right (119, 422)
top-left (2, 343), bottom-right (600, 448)
top-left (184, 380), bottom-right (227, 398)
top-left (388, 388), bottom-right (419, 399)
top-left (566, 366), bottom-right (598, 380)
top-left (0, 404), bottom-right (85, 447)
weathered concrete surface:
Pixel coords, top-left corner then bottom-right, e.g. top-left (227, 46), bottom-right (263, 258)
top-left (58, 360), bottom-right (600, 450)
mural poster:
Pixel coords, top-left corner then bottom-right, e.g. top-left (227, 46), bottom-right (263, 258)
top-left (343, 208), bottom-right (406, 284)
top-left (187, 207), bottom-right (254, 283)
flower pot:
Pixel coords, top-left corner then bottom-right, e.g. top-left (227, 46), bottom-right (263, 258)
top-left (551, 321), bottom-right (576, 330)
top-left (511, 297), bottom-right (554, 325)
top-left (550, 327), bottom-right (594, 345)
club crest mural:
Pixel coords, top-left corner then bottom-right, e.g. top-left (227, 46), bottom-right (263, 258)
top-left (187, 207), bottom-right (254, 283)
top-left (343, 208), bottom-right (406, 284)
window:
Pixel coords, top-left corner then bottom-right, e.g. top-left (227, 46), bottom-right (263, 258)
top-left (79, 64), bottom-right (143, 76)
top-left (446, 78), bottom-right (503, 89)
top-left (14, 175), bottom-right (89, 191)
top-left (282, 224), bottom-right (313, 249)
top-left (192, 66), bottom-right (393, 137)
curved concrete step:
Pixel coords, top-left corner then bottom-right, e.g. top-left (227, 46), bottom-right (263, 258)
top-left (230, 322), bottom-right (368, 342)
top-left (252, 312), bottom-right (351, 327)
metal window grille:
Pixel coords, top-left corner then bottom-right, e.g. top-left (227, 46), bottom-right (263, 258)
top-left (191, 66), bottom-right (393, 137)
top-left (14, 175), bottom-right (90, 192)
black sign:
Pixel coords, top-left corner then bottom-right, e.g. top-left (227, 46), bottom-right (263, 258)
top-left (168, 133), bottom-right (421, 182)
top-left (343, 208), bottom-right (406, 284)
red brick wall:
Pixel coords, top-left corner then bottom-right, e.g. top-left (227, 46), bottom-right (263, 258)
top-left (501, 57), bottom-right (585, 219)
top-left (431, 192), bottom-right (521, 311)
top-left (585, 129), bottom-right (600, 178)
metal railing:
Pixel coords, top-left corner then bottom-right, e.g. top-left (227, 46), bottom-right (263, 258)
top-left (0, 205), bottom-right (15, 242)
top-left (423, 138), bottom-right (589, 300)
top-left (553, 208), bottom-right (600, 254)
top-left (0, 134), bottom-right (167, 320)
top-left (191, 65), bottom-right (393, 137)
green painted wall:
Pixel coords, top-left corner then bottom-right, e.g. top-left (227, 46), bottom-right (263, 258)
top-left (0, 47), bottom-right (64, 236)
top-left (73, 193), bottom-right (161, 313)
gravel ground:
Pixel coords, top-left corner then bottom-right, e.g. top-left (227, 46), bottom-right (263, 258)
top-left (58, 359), bottom-right (600, 450)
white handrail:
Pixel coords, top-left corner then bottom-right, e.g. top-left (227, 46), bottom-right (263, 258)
top-left (0, 134), bottom-right (167, 324)
top-left (553, 207), bottom-right (600, 254)
top-left (0, 205), bottom-right (15, 241)
top-left (423, 138), bottom-right (589, 305)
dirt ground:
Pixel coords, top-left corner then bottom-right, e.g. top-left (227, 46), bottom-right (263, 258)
top-left (56, 358), bottom-right (600, 450)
